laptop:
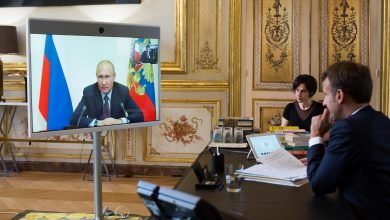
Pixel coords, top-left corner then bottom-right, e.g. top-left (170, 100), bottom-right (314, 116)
top-left (246, 133), bottom-right (284, 161)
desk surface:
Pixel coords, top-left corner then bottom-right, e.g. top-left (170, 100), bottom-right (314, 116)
top-left (175, 148), bottom-right (356, 220)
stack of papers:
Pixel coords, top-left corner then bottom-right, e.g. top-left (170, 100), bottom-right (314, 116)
top-left (284, 133), bottom-right (310, 147)
top-left (237, 148), bottom-right (308, 187)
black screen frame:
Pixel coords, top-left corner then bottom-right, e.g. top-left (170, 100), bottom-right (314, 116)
top-left (27, 18), bottom-right (161, 138)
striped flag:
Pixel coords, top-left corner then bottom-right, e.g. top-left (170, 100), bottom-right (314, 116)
top-left (39, 35), bottom-right (73, 130)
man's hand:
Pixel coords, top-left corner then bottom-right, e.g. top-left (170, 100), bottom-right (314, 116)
top-left (300, 158), bottom-right (308, 166)
top-left (310, 108), bottom-right (333, 138)
top-left (100, 118), bottom-right (122, 126)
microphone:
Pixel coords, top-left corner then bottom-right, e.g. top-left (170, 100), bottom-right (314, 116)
top-left (76, 105), bottom-right (87, 128)
top-left (120, 102), bottom-right (129, 118)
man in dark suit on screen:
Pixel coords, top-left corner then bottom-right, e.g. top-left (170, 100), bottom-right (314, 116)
top-left (71, 60), bottom-right (143, 128)
top-left (307, 61), bottom-right (390, 219)
top-left (140, 45), bottom-right (156, 64)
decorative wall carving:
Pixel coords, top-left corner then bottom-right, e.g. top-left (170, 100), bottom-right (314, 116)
top-left (143, 99), bottom-right (220, 162)
top-left (192, 0), bottom-right (221, 72)
top-left (320, 0), bottom-right (368, 74)
top-left (253, 0), bottom-right (301, 90)
top-left (122, 129), bottom-right (136, 160)
top-left (194, 41), bottom-right (219, 70)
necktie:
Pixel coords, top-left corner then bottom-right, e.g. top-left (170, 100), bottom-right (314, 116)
top-left (103, 95), bottom-right (110, 119)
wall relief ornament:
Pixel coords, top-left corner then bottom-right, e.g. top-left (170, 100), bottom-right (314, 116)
top-left (194, 41), bottom-right (219, 70)
top-left (254, 0), bottom-right (300, 90)
top-left (331, 0), bottom-right (358, 62)
top-left (320, 0), bottom-right (368, 75)
top-left (264, 0), bottom-right (290, 72)
top-left (159, 115), bottom-right (203, 145)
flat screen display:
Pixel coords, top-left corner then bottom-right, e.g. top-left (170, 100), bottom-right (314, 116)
top-left (27, 18), bottom-right (160, 137)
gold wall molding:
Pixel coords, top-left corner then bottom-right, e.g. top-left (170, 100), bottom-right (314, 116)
top-left (192, 0), bottom-right (221, 72)
top-left (381, 0), bottom-right (390, 115)
top-left (161, 0), bottom-right (187, 73)
top-left (121, 129), bottom-right (136, 160)
top-left (229, 0), bottom-right (242, 116)
top-left (252, 98), bottom-right (294, 131)
top-left (253, 0), bottom-right (301, 90)
top-left (320, 0), bottom-right (369, 74)
top-left (162, 80), bottom-right (229, 91)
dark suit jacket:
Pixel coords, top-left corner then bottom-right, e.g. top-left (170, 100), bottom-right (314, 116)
top-left (307, 106), bottom-right (390, 219)
top-left (70, 82), bottom-right (143, 128)
top-left (140, 50), bottom-right (156, 64)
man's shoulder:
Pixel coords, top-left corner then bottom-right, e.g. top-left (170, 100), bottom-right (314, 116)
top-left (84, 83), bottom-right (98, 93)
top-left (113, 82), bottom-right (129, 90)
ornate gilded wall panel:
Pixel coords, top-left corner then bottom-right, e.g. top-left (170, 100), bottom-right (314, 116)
top-left (161, 0), bottom-right (187, 73)
top-left (5, 107), bottom-right (115, 160)
top-left (253, 0), bottom-right (301, 90)
top-left (320, 0), bottom-right (369, 74)
top-left (229, 0), bottom-right (242, 116)
top-left (143, 99), bottom-right (220, 162)
top-left (121, 129), bottom-right (136, 160)
top-left (252, 99), bottom-right (293, 132)
top-left (162, 80), bottom-right (229, 91)
top-left (192, 0), bottom-right (221, 72)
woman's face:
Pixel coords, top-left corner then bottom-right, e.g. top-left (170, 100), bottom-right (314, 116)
top-left (295, 83), bottom-right (310, 103)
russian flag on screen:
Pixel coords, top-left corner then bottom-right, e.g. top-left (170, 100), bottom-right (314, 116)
top-left (38, 35), bottom-right (73, 130)
top-left (128, 63), bottom-right (156, 121)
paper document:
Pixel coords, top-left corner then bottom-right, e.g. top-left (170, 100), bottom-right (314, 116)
top-left (237, 148), bottom-right (308, 187)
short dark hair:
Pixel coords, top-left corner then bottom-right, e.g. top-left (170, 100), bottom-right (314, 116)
top-left (292, 74), bottom-right (318, 97)
top-left (321, 61), bottom-right (372, 103)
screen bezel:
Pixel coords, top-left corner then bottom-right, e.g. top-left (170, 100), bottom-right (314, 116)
top-left (27, 18), bottom-right (161, 138)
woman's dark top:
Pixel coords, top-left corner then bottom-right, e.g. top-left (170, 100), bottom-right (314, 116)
top-left (282, 101), bottom-right (324, 131)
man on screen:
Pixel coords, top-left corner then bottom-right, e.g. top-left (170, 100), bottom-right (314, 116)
top-left (140, 45), bottom-right (156, 64)
top-left (70, 60), bottom-right (143, 128)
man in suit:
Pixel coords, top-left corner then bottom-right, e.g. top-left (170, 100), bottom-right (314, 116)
top-left (71, 60), bottom-right (143, 128)
top-left (307, 61), bottom-right (390, 219)
top-left (140, 45), bottom-right (156, 64)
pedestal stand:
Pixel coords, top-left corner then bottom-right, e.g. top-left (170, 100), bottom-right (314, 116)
top-left (92, 131), bottom-right (103, 220)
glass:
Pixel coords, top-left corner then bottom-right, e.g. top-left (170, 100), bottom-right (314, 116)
top-left (212, 127), bottom-right (223, 143)
top-left (234, 127), bottom-right (244, 143)
top-left (223, 127), bottom-right (233, 143)
top-left (225, 163), bottom-right (244, 193)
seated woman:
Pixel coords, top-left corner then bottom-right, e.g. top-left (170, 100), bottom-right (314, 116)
top-left (281, 74), bottom-right (324, 131)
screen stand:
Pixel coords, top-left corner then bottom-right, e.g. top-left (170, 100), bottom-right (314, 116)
top-left (246, 149), bottom-right (254, 160)
top-left (92, 131), bottom-right (103, 220)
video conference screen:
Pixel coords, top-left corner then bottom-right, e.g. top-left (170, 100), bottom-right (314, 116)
top-left (27, 18), bottom-right (160, 138)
